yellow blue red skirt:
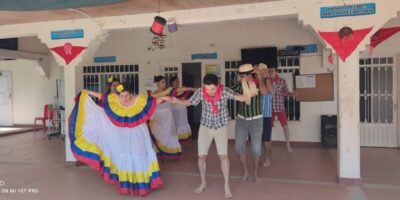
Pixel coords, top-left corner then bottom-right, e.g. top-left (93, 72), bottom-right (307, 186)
top-left (148, 102), bottom-right (182, 159)
top-left (69, 91), bottom-right (162, 196)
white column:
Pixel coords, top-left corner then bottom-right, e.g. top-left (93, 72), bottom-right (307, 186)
top-left (397, 53), bottom-right (400, 148)
top-left (64, 65), bottom-right (76, 162)
top-left (62, 35), bottom-right (108, 162)
top-left (337, 53), bottom-right (360, 181)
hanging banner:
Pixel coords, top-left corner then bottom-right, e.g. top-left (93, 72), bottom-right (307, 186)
top-left (50, 42), bottom-right (86, 65)
top-left (319, 27), bottom-right (372, 62)
top-left (370, 27), bottom-right (400, 48)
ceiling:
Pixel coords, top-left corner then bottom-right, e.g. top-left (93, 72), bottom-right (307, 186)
top-left (0, 0), bottom-right (280, 26)
top-left (0, 0), bottom-right (127, 11)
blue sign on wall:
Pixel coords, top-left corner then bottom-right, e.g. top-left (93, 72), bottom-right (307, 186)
top-left (286, 44), bottom-right (318, 53)
top-left (51, 29), bottom-right (84, 40)
top-left (320, 3), bottom-right (375, 18)
top-left (94, 56), bottom-right (116, 63)
top-left (191, 52), bottom-right (218, 60)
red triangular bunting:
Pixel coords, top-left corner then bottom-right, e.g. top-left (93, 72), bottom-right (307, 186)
top-left (50, 44), bottom-right (86, 65)
top-left (319, 27), bottom-right (372, 62)
top-left (370, 27), bottom-right (400, 48)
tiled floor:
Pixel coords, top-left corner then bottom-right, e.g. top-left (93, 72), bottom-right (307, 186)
top-left (0, 126), bottom-right (36, 137)
top-left (0, 131), bottom-right (398, 200)
top-left (361, 147), bottom-right (400, 185)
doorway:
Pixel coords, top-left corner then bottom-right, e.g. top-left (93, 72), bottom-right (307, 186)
top-left (182, 62), bottom-right (202, 139)
top-left (359, 56), bottom-right (398, 147)
top-left (0, 71), bottom-right (13, 126)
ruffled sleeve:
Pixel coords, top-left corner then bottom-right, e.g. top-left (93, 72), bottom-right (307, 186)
top-left (151, 87), bottom-right (177, 98)
top-left (102, 93), bottom-right (156, 127)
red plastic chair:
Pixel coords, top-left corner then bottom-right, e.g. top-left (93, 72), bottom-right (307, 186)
top-left (33, 104), bottom-right (54, 132)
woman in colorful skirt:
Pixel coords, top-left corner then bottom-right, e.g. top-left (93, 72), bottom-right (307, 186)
top-left (149, 75), bottom-right (182, 159)
top-left (69, 83), bottom-right (166, 196)
top-left (169, 76), bottom-right (195, 144)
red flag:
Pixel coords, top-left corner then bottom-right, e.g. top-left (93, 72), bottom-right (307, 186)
top-left (370, 27), bottom-right (400, 48)
top-left (50, 43), bottom-right (86, 65)
top-left (319, 27), bottom-right (372, 62)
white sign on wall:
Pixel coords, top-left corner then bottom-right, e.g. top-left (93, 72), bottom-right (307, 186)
top-left (296, 75), bottom-right (316, 88)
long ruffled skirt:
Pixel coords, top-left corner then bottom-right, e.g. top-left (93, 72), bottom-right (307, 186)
top-left (69, 94), bottom-right (162, 196)
top-left (172, 104), bottom-right (192, 144)
top-left (148, 102), bottom-right (182, 159)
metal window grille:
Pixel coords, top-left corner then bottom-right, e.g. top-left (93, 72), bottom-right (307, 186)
top-left (162, 66), bottom-right (179, 87)
top-left (277, 56), bottom-right (300, 121)
top-left (83, 64), bottom-right (140, 97)
top-left (359, 57), bottom-right (394, 124)
top-left (224, 60), bottom-right (241, 119)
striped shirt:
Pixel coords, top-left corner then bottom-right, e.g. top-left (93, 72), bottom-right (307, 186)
top-left (230, 82), bottom-right (262, 120)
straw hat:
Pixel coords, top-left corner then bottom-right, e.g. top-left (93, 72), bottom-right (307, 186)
top-left (258, 63), bottom-right (268, 69)
top-left (238, 64), bottom-right (255, 74)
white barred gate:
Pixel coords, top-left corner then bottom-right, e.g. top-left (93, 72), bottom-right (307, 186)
top-left (359, 56), bottom-right (397, 147)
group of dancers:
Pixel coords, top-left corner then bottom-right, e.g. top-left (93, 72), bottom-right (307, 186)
top-left (148, 75), bottom-right (195, 159)
top-left (68, 63), bottom-right (294, 198)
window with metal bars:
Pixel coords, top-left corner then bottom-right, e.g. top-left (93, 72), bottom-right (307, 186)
top-left (359, 57), bottom-right (394, 124)
top-left (277, 56), bottom-right (301, 121)
top-left (224, 56), bottom-right (301, 121)
top-left (83, 64), bottom-right (140, 96)
top-left (162, 66), bottom-right (179, 87)
top-left (225, 60), bottom-right (241, 119)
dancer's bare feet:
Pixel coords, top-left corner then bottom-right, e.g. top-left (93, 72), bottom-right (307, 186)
top-left (242, 172), bottom-right (251, 182)
top-left (263, 158), bottom-right (271, 167)
top-left (224, 184), bottom-right (233, 199)
top-left (254, 175), bottom-right (263, 183)
top-left (287, 143), bottom-right (293, 153)
top-left (194, 184), bottom-right (207, 193)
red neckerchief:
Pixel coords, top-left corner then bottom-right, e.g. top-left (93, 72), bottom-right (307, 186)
top-left (252, 76), bottom-right (260, 86)
top-left (203, 84), bottom-right (223, 114)
top-left (271, 75), bottom-right (281, 83)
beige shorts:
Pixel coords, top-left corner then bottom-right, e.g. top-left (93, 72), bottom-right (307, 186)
top-left (198, 125), bottom-right (228, 156)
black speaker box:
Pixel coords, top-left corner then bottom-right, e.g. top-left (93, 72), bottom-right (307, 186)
top-left (321, 115), bottom-right (337, 148)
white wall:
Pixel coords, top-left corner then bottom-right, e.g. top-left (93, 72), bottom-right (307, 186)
top-left (78, 18), bottom-right (320, 90)
top-left (18, 36), bottom-right (49, 53)
top-left (75, 17), bottom-right (400, 142)
top-left (0, 37), bottom-right (63, 124)
top-left (398, 53), bottom-right (400, 147)
top-left (77, 18), bottom-right (332, 142)
top-left (81, 19), bottom-right (318, 79)
top-left (272, 54), bottom-right (338, 142)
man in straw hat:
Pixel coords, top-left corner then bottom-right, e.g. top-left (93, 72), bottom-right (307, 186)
top-left (169, 74), bottom-right (246, 199)
top-left (230, 63), bottom-right (269, 183)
